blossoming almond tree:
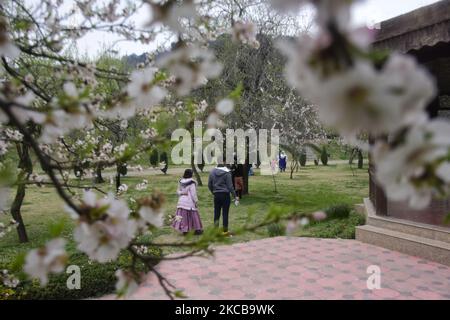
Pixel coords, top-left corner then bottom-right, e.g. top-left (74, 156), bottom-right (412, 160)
top-left (0, 0), bottom-right (322, 298)
top-left (1, 0), bottom-right (449, 298)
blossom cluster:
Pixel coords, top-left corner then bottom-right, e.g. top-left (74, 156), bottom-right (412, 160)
top-left (1, 269), bottom-right (19, 288)
top-left (24, 238), bottom-right (68, 285)
top-left (273, 0), bottom-right (449, 209)
top-left (0, 219), bottom-right (18, 238)
top-left (231, 21), bottom-right (260, 49)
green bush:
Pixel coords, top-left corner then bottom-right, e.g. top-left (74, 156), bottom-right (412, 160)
top-left (1, 248), bottom-right (162, 300)
top-left (160, 152), bottom-right (169, 174)
top-left (299, 152), bottom-right (307, 167)
top-left (267, 223), bottom-right (285, 237)
top-left (160, 151), bottom-right (168, 164)
top-left (118, 163), bottom-right (128, 176)
top-left (149, 149), bottom-right (159, 167)
top-left (320, 147), bottom-right (328, 166)
top-left (73, 165), bottom-right (84, 178)
top-left (325, 204), bottom-right (352, 220)
top-left (298, 212), bottom-right (365, 239)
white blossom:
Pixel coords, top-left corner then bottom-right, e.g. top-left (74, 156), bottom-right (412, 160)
top-left (314, 0), bottom-right (357, 31)
top-left (374, 120), bottom-right (450, 209)
top-left (138, 205), bottom-right (164, 228)
top-left (117, 184), bottom-right (128, 194)
top-left (231, 21), bottom-right (260, 49)
top-left (71, 191), bottom-right (137, 263)
top-left (270, 0), bottom-right (357, 31)
top-left (0, 140), bottom-right (9, 155)
top-left (310, 60), bottom-right (433, 138)
top-left (0, 17), bottom-right (20, 59)
top-left (216, 98), bottom-right (234, 115)
top-left (140, 128), bottom-right (156, 140)
top-left (127, 67), bottom-right (167, 111)
top-left (115, 269), bottom-right (139, 298)
top-left (40, 109), bottom-right (92, 143)
top-left (120, 119), bottom-right (128, 129)
top-left (299, 217), bottom-right (310, 226)
top-left (312, 211), bottom-right (327, 221)
top-left (156, 45), bottom-right (222, 96)
top-left (0, 40), bottom-right (20, 59)
top-left (1, 270), bottom-right (19, 288)
top-left (314, 61), bottom-right (400, 137)
top-left (380, 54), bottom-right (436, 128)
top-left (277, 35), bottom-right (325, 94)
top-left (198, 100), bottom-right (208, 113)
top-left (63, 82), bottom-right (79, 98)
top-left (436, 162), bottom-right (450, 184)
top-left (135, 180), bottom-right (148, 191)
top-left (147, 1), bottom-right (198, 33)
top-left (24, 238), bottom-right (67, 285)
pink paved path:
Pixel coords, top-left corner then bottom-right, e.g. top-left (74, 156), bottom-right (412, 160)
top-left (119, 237), bottom-right (450, 300)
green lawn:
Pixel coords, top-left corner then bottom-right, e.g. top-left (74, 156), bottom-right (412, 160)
top-left (0, 163), bottom-right (368, 299)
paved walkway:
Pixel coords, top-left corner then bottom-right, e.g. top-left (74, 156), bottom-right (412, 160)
top-left (116, 237), bottom-right (450, 300)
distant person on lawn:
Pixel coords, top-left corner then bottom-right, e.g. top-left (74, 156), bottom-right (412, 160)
top-left (172, 169), bottom-right (203, 235)
top-left (208, 163), bottom-right (239, 236)
top-left (231, 155), bottom-right (244, 198)
top-left (279, 151), bottom-right (287, 172)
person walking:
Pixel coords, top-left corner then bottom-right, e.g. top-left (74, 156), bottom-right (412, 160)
top-left (279, 151), bottom-right (287, 172)
top-left (208, 164), bottom-right (239, 236)
top-left (172, 169), bottom-right (203, 235)
top-left (231, 157), bottom-right (245, 198)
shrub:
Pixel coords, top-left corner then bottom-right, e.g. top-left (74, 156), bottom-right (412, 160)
top-left (118, 163), bottom-right (128, 176)
top-left (267, 223), bottom-right (285, 237)
top-left (149, 149), bottom-right (159, 167)
top-left (298, 212), bottom-right (365, 239)
top-left (160, 152), bottom-right (169, 174)
top-left (299, 152), bottom-right (307, 167)
top-left (320, 147), bottom-right (328, 166)
top-left (160, 151), bottom-right (168, 164)
top-left (73, 164), bottom-right (84, 178)
top-left (325, 204), bottom-right (352, 220)
top-left (1, 248), bottom-right (162, 300)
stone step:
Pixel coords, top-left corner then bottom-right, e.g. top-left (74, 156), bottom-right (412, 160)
top-left (362, 198), bottom-right (450, 242)
top-left (356, 225), bottom-right (450, 266)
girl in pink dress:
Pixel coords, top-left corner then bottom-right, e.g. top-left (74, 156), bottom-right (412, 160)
top-left (172, 169), bottom-right (203, 235)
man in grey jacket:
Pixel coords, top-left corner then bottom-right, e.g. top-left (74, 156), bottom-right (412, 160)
top-left (208, 164), bottom-right (239, 235)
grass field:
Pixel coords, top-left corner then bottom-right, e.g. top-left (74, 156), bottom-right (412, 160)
top-left (0, 162), bottom-right (368, 299)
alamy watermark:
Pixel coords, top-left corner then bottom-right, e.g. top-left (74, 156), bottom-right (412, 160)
top-left (366, 265), bottom-right (381, 290)
top-left (66, 265), bottom-right (81, 290)
top-left (171, 121), bottom-right (280, 175)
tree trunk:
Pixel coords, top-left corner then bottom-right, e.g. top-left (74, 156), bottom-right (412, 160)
top-left (94, 164), bottom-right (105, 183)
top-left (290, 159), bottom-right (297, 180)
top-left (349, 148), bottom-right (357, 165)
top-left (11, 142), bottom-right (32, 243)
top-left (191, 154), bottom-right (203, 186)
top-left (11, 182), bottom-right (28, 243)
top-left (115, 166), bottom-right (121, 192)
top-left (242, 137), bottom-right (249, 195)
top-left (271, 173), bottom-right (278, 193)
top-left (243, 163), bottom-right (249, 195)
top-left (358, 150), bottom-right (364, 169)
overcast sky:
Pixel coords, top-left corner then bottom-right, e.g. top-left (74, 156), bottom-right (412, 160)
top-left (73, 0), bottom-right (442, 57)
